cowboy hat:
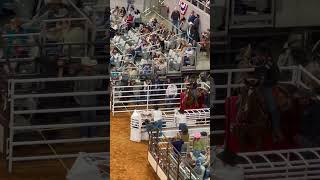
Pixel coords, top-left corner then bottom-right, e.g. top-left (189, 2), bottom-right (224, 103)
top-left (81, 57), bottom-right (97, 66)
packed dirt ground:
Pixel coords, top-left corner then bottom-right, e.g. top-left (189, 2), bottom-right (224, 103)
top-left (110, 112), bottom-right (158, 180)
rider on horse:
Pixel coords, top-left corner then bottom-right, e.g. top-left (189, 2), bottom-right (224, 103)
top-left (252, 44), bottom-right (283, 142)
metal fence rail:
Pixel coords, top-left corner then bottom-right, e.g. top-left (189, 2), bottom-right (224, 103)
top-left (238, 148), bottom-right (320, 179)
top-left (148, 131), bottom-right (202, 180)
top-left (6, 75), bottom-right (109, 173)
top-left (211, 66), bottom-right (320, 179)
top-left (111, 82), bottom-right (210, 114)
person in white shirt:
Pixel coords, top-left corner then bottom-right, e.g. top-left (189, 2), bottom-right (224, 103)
top-left (175, 109), bottom-right (187, 130)
top-left (213, 149), bottom-right (244, 180)
top-left (153, 106), bottom-right (163, 135)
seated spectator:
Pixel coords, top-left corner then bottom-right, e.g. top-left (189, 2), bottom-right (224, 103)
top-left (111, 6), bottom-right (120, 16)
top-left (193, 158), bottom-right (206, 179)
top-left (171, 137), bottom-right (184, 155)
top-left (193, 132), bottom-right (206, 158)
top-left (119, 7), bottom-right (126, 17)
top-left (126, 14), bottom-right (134, 30)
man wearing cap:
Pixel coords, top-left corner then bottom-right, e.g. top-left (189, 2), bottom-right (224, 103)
top-left (74, 57), bottom-right (99, 137)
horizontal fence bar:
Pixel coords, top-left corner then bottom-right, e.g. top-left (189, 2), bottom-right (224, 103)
top-left (12, 122), bottom-right (109, 130)
top-left (13, 91), bottom-right (108, 99)
top-left (10, 75), bottom-right (108, 83)
top-left (12, 137), bottom-right (109, 146)
top-left (14, 106), bottom-right (109, 114)
top-left (12, 152), bottom-right (108, 162)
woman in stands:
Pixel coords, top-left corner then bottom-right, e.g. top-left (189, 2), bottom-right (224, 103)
top-left (119, 7), bottom-right (126, 17)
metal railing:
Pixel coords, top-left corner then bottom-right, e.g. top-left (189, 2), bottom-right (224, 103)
top-left (112, 82), bottom-right (187, 114)
top-left (211, 66), bottom-right (320, 179)
top-left (148, 131), bottom-right (202, 180)
top-left (186, 0), bottom-right (210, 13)
top-left (6, 75), bottom-right (109, 173)
top-left (238, 148), bottom-right (320, 179)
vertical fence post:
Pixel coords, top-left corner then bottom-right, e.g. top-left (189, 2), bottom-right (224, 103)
top-left (177, 155), bottom-right (180, 180)
top-left (227, 72), bottom-right (232, 97)
top-left (8, 81), bottom-right (15, 173)
top-left (112, 86), bottom-right (115, 116)
top-left (146, 85), bottom-right (149, 111)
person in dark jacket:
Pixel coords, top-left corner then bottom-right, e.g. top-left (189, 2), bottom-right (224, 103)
top-left (188, 11), bottom-right (196, 23)
top-left (253, 44), bottom-right (283, 142)
top-left (171, 7), bottom-right (180, 34)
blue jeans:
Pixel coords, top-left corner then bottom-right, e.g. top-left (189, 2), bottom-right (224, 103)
top-left (178, 123), bottom-right (187, 131)
top-left (172, 20), bottom-right (179, 34)
top-left (262, 86), bottom-right (280, 132)
top-left (154, 120), bottom-right (163, 135)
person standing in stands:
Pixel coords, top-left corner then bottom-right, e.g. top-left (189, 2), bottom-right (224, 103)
top-left (74, 57), bottom-right (99, 137)
top-left (253, 44), bottom-right (283, 142)
top-left (193, 14), bottom-right (200, 31)
top-left (179, 17), bottom-right (189, 38)
top-left (153, 106), bottom-right (163, 136)
top-left (171, 7), bottom-right (180, 34)
top-left (188, 11), bottom-right (196, 23)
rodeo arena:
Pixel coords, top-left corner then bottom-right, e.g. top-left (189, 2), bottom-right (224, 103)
top-left (110, 0), bottom-right (211, 179)
top-left (211, 0), bottom-right (320, 180)
top-left (0, 0), bottom-right (108, 179)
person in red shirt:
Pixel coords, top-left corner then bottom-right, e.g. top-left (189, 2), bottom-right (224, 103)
top-left (126, 14), bottom-right (134, 30)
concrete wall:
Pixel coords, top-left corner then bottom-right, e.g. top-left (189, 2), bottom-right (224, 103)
top-left (110, 0), bottom-right (145, 11)
top-left (163, 0), bottom-right (210, 33)
top-left (275, 0), bottom-right (320, 27)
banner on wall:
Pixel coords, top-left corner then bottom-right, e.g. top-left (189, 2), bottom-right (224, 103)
top-left (178, 0), bottom-right (188, 15)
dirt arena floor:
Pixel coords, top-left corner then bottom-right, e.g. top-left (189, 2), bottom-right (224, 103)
top-left (110, 112), bottom-right (158, 180)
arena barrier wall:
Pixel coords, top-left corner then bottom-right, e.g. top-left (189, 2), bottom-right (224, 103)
top-left (5, 75), bottom-right (108, 173)
top-left (111, 82), bottom-right (210, 114)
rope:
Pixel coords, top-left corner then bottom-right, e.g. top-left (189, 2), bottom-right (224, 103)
top-left (37, 130), bottom-right (70, 172)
